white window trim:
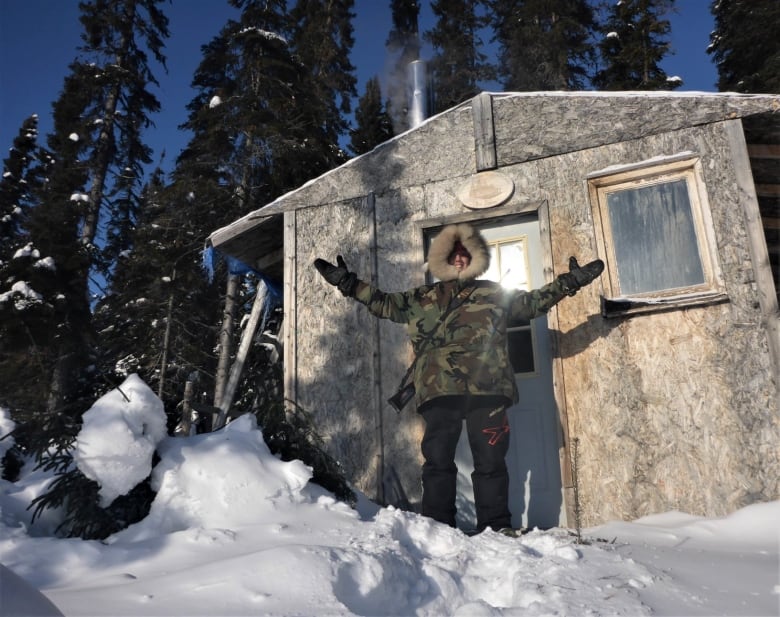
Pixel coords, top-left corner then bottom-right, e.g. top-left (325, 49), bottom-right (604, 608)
top-left (588, 155), bottom-right (728, 317)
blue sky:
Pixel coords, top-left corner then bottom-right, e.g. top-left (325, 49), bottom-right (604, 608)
top-left (0, 0), bottom-right (718, 171)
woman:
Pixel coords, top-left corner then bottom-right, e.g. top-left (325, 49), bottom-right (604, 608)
top-left (314, 223), bottom-right (603, 532)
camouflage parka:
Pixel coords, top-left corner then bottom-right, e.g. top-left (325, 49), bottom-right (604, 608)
top-left (351, 224), bottom-right (570, 409)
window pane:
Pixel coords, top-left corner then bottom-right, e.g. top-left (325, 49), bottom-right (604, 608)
top-left (508, 329), bottom-right (535, 374)
top-left (607, 179), bottom-right (705, 295)
top-left (482, 238), bottom-right (529, 290)
top-left (498, 242), bottom-right (529, 290)
top-left (483, 245), bottom-right (500, 283)
top-left (481, 234), bottom-right (535, 374)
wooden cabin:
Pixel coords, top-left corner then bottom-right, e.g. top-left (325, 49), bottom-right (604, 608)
top-left (208, 92), bottom-right (780, 529)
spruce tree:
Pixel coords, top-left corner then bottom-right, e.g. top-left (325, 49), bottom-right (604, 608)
top-left (0, 116), bottom-right (39, 265)
top-left (386, 0), bottom-right (422, 132)
top-left (71, 0), bottom-right (170, 273)
top-left (170, 0), bottom-right (354, 501)
top-left (172, 0), bottom-right (359, 413)
top-left (175, 0), bottom-right (298, 410)
top-left (593, 0), bottom-right (679, 91)
top-left (349, 76), bottom-right (394, 156)
top-left (179, 0), bottom-right (295, 220)
top-left (5, 0), bottom-right (171, 538)
top-left (24, 0), bottom-right (171, 420)
top-left (94, 170), bottom-right (220, 425)
top-left (489, 0), bottom-right (596, 91)
top-left (24, 71), bottom-right (95, 426)
top-left (424, 0), bottom-right (495, 113)
top-left (708, 0), bottom-right (780, 93)
top-left (286, 0), bottom-right (357, 187)
top-left (0, 115), bottom-right (53, 424)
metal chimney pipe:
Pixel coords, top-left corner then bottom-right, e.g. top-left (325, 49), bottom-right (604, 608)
top-left (407, 59), bottom-right (428, 129)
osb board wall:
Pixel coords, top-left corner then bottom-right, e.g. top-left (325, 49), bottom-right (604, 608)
top-left (529, 121), bottom-right (779, 526)
top-left (294, 199), bottom-right (384, 492)
top-left (490, 93), bottom-right (780, 167)
top-left (372, 187), bottom-right (428, 504)
top-left (293, 186), bottom-right (441, 502)
top-left (285, 100), bottom-right (778, 522)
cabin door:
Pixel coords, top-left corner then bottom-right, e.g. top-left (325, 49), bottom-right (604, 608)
top-left (454, 217), bottom-right (564, 530)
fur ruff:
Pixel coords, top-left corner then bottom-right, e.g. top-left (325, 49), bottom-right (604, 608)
top-left (427, 223), bottom-right (490, 282)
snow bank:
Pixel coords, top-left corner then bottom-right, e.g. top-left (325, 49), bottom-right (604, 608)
top-left (1, 377), bottom-right (777, 616)
top-left (74, 374), bottom-right (167, 507)
top-left (110, 413), bottom-right (312, 542)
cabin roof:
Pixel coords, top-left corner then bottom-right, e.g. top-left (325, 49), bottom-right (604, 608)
top-left (208, 91), bottom-right (780, 276)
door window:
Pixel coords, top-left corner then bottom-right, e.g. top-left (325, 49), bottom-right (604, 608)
top-left (481, 236), bottom-right (537, 376)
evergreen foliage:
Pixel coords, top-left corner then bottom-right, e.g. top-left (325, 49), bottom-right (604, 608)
top-left (175, 1), bottom-right (277, 414)
top-left (708, 0), bottom-right (780, 93)
top-left (20, 75), bottom-right (95, 427)
top-left (425, 0), bottom-right (494, 113)
top-left (28, 443), bottom-right (156, 540)
top-left (2, 0), bottom-right (171, 537)
top-left (0, 115), bottom-right (54, 422)
top-left (0, 116), bottom-right (39, 259)
top-left (593, 0), bottom-right (679, 91)
top-left (8, 0), bottom-right (172, 427)
top-left (488, 0), bottom-right (596, 91)
top-left (286, 0), bottom-right (357, 186)
top-left (71, 0), bottom-right (170, 275)
top-left (179, 0), bottom-right (296, 214)
top-left (349, 77), bottom-right (394, 155)
top-left (172, 0), bottom-right (298, 415)
top-left (93, 171), bottom-right (221, 428)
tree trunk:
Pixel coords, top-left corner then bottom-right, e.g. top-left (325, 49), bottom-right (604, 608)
top-left (47, 6), bottom-right (133, 415)
top-left (213, 272), bottom-right (239, 407)
top-left (82, 4), bottom-right (135, 250)
top-left (158, 267), bottom-right (176, 400)
top-left (213, 129), bottom-right (255, 419)
top-left (46, 353), bottom-right (72, 416)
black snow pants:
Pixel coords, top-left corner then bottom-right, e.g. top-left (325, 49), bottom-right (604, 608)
top-left (419, 395), bottom-right (512, 532)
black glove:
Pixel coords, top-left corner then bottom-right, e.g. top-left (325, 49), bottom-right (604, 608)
top-left (313, 255), bottom-right (359, 297)
top-left (558, 256), bottom-right (604, 296)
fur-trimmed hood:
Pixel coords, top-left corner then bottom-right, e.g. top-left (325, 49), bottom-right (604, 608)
top-left (427, 223), bottom-right (490, 282)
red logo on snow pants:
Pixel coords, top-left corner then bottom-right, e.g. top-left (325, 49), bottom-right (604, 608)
top-left (482, 416), bottom-right (510, 446)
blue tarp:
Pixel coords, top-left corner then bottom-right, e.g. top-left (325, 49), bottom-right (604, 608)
top-left (202, 246), bottom-right (282, 303)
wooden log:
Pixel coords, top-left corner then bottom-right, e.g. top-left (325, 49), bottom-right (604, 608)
top-left (472, 92), bottom-right (497, 171)
top-left (214, 279), bottom-right (269, 429)
top-left (725, 120), bottom-right (780, 384)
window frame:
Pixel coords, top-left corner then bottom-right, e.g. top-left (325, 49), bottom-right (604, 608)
top-left (588, 155), bottom-right (728, 317)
